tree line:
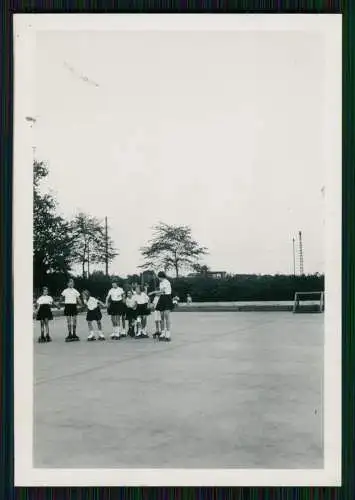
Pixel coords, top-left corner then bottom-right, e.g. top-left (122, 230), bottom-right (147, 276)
top-left (34, 270), bottom-right (324, 303)
top-left (170, 273), bottom-right (324, 302)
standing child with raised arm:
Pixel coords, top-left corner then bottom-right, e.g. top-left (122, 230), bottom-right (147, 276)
top-left (149, 271), bottom-right (173, 342)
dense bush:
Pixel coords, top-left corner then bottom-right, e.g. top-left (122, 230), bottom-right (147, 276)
top-left (171, 274), bottom-right (324, 302)
top-left (34, 272), bottom-right (324, 302)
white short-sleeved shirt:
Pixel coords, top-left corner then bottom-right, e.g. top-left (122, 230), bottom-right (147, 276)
top-left (107, 287), bottom-right (124, 301)
top-left (86, 297), bottom-right (99, 311)
top-left (134, 292), bottom-right (149, 305)
top-left (37, 295), bottom-right (53, 306)
top-left (61, 288), bottom-right (80, 304)
top-left (125, 297), bottom-right (136, 309)
top-left (159, 279), bottom-right (172, 295)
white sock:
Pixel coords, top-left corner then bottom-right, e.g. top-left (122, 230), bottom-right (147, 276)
top-left (98, 331), bottom-right (104, 338)
top-left (160, 330), bottom-right (166, 337)
top-left (88, 331), bottom-right (95, 338)
top-left (165, 330), bottom-right (171, 339)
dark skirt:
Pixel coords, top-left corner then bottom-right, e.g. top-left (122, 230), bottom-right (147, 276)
top-left (107, 300), bottom-right (125, 316)
top-left (64, 304), bottom-right (78, 316)
top-left (86, 307), bottom-right (102, 322)
top-left (136, 303), bottom-right (150, 316)
top-left (156, 294), bottom-right (173, 312)
top-left (36, 304), bottom-right (53, 321)
top-left (125, 307), bottom-right (137, 321)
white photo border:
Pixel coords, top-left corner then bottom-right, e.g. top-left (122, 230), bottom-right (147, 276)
top-left (13, 13), bottom-right (342, 487)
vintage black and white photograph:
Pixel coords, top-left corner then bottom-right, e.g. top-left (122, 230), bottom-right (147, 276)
top-left (14, 15), bottom-right (341, 486)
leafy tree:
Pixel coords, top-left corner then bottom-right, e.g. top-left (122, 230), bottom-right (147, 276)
top-left (71, 213), bottom-right (118, 278)
top-left (33, 160), bottom-right (73, 286)
top-left (140, 222), bottom-right (208, 278)
top-left (192, 263), bottom-right (211, 276)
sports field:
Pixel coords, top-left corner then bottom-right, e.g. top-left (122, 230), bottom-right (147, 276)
top-left (34, 311), bottom-right (323, 469)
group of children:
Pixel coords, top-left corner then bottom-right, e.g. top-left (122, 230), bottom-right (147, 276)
top-left (35, 272), bottom-right (174, 343)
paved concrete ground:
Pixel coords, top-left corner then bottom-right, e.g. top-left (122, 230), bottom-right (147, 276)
top-left (33, 312), bottom-right (323, 469)
top-left (41, 301), bottom-right (322, 317)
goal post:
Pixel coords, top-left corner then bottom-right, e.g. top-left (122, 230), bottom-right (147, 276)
top-left (293, 291), bottom-right (324, 313)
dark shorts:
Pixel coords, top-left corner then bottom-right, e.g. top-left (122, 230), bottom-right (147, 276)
top-left (36, 304), bottom-right (53, 321)
top-left (86, 307), bottom-right (102, 322)
top-left (156, 294), bottom-right (173, 312)
top-left (107, 300), bottom-right (125, 316)
top-left (136, 304), bottom-right (150, 316)
top-left (64, 304), bottom-right (78, 316)
top-left (125, 307), bottom-right (137, 321)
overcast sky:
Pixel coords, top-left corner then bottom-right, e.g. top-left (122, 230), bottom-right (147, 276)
top-left (34, 29), bottom-right (326, 277)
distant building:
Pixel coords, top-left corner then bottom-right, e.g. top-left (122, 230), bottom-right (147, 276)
top-left (187, 271), bottom-right (227, 279)
top-left (207, 271), bottom-right (227, 279)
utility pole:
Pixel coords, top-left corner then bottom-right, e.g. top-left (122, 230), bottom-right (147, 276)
top-left (292, 237), bottom-right (296, 276)
top-left (105, 216), bottom-right (108, 276)
top-left (298, 231), bottom-right (304, 275)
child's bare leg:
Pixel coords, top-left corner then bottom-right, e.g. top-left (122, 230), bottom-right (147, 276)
top-left (165, 311), bottom-right (171, 332)
top-left (110, 315), bottom-right (118, 338)
top-left (161, 311), bottom-right (171, 340)
top-left (161, 312), bottom-right (166, 332)
top-left (87, 320), bottom-right (95, 340)
top-left (121, 316), bottom-right (126, 334)
top-left (44, 318), bottom-right (50, 337)
top-left (72, 316), bottom-right (77, 336)
top-left (136, 316), bottom-right (142, 335)
top-left (97, 320), bottom-right (105, 339)
top-left (130, 319), bottom-right (135, 335)
top-left (66, 316), bottom-right (72, 335)
top-left (40, 320), bottom-right (45, 338)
